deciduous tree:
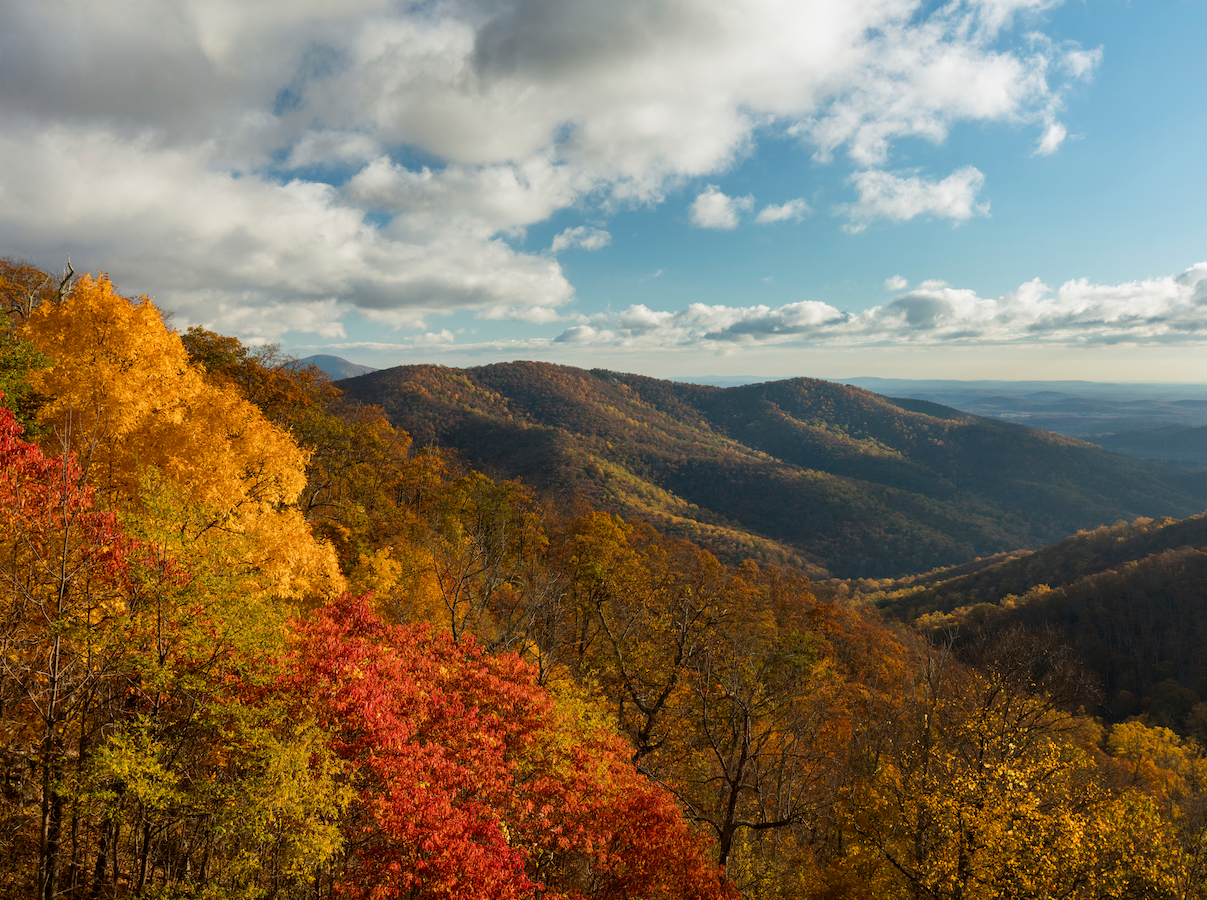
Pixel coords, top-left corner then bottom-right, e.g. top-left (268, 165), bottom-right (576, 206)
top-left (290, 592), bottom-right (735, 900)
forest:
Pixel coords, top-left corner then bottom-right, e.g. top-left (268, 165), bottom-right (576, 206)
top-left (3, 259), bottom-right (1207, 900)
top-left (338, 361), bottom-right (1207, 578)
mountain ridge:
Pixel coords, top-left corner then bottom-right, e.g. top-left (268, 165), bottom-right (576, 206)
top-left (863, 511), bottom-right (1207, 730)
top-left (339, 361), bottom-right (1207, 578)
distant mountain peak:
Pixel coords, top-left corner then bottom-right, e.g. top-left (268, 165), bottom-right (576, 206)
top-left (294, 354), bottom-right (378, 380)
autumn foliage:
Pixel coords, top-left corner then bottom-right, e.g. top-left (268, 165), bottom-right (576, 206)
top-left (292, 592), bottom-right (733, 900)
top-left (3, 261), bottom-right (1207, 900)
top-left (20, 273), bottom-right (344, 599)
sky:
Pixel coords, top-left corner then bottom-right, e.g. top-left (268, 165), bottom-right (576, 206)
top-left (3, 0), bottom-right (1207, 382)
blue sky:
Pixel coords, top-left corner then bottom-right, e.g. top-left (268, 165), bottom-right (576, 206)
top-left (3, 0), bottom-right (1207, 381)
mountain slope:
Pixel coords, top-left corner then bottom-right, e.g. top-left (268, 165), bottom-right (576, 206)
top-left (866, 513), bottom-right (1207, 730)
top-left (339, 362), bottom-right (1207, 578)
top-left (1096, 423), bottom-right (1207, 466)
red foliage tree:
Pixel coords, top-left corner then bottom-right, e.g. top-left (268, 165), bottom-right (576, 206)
top-left (0, 399), bottom-right (129, 899)
top-left (290, 593), bottom-right (736, 900)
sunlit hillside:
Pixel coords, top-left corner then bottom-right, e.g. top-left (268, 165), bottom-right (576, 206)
top-left (340, 361), bottom-right (1207, 577)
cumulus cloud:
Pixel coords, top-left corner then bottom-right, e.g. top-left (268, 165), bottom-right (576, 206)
top-left (412, 329), bottom-right (457, 346)
top-left (842, 167), bottom-right (989, 231)
top-left (0, 125), bottom-right (572, 338)
top-left (689, 186), bottom-right (754, 230)
top-left (0, 0), bottom-right (1098, 338)
top-left (884, 275), bottom-right (909, 291)
top-left (547, 264), bottom-right (1207, 349)
top-left (554, 325), bottom-right (614, 344)
top-left (284, 131), bottom-right (381, 169)
top-left (478, 304), bottom-right (564, 323)
top-left (550, 226), bottom-right (612, 252)
top-left (755, 198), bottom-right (811, 223)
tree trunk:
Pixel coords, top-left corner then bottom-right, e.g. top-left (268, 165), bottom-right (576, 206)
top-left (716, 707), bottom-right (751, 871)
top-left (90, 817), bottom-right (111, 900)
top-left (41, 785), bottom-right (63, 900)
top-left (136, 819), bottom-right (152, 894)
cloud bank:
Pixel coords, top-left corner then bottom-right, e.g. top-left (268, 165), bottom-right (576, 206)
top-left (549, 264), bottom-right (1207, 349)
top-left (0, 0), bottom-right (1097, 337)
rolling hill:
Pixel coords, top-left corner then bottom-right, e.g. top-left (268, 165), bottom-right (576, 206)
top-left (338, 362), bottom-right (1207, 578)
top-left (1095, 423), bottom-right (1207, 466)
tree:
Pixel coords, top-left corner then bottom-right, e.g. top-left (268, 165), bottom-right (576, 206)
top-left (665, 565), bottom-right (847, 878)
top-left (1106, 720), bottom-right (1207, 900)
top-left (0, 259), bottom-right (56, 435)
top-left (21, 273), bottom-right (343, 600)
top-left (0, 408), bottom-right (351, 900)
top-left (0, 257), bottom-right (72, 327)
top-left (289, 592), bottom-right (736, 900)
top-left (0, 400), bottom-right (128, 899)
top-left (65, 476), bottom-right (350, 899)
top-left (843, 634), bottom-right (1176, 899)
top-left (563, 514), bottom-right (867, 888)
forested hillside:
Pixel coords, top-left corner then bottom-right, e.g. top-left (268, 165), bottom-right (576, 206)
top-left (863, 513), bottom-right (1207, 735)
top-left (339, 362), bottom-right (1207, 577)
top-left (4, 259), bottom-right (1207, 900)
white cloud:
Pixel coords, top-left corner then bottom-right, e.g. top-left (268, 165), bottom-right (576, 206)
top-left (689, 185), bottom-right (754, 230)
top-left (1035, 119), bottom-right (1067, 155)
top-left (843, 167), bottom-right (989, 231)
top-left (546, 264), bottom-right (1207, 349)
top-left (412, 329), bottom-right (456, 346)
top-left (884, 275), bottom-right (909, 291)
top-left (0, 0), bottom-right (1098, 339)
top-left (0, 125), bottom-right (573, 338)
top-left (550, 226), bottom-right (612, 253)
top-left (755, 198), bottom-right (811, 223)
top-left (1063, 46), bottom-right (1104, 80)
top-left (554, 324), bottom-right (616, 344)
top-left (478, 304), bottom-right (564, 323)
top-left (345, 154), bottom-right (593, 236)
top-left (284, 130), bottom-right (381, 169)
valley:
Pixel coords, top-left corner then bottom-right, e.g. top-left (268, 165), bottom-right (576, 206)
top-left (4, 276), bottom-right (1207, 899)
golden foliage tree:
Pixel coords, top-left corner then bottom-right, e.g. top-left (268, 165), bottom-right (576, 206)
top-left (21, 274), bottom-right (342, 600)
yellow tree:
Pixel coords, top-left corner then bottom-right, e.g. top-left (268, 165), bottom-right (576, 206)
top-left (1106, 720), bottom-right (1207, 899)
top-left (844, 632), bottom-right (1177, 900)
top-left (67, 476), bottom-right (350, 899)
top-left (20, 273), bottom-right (343, 600)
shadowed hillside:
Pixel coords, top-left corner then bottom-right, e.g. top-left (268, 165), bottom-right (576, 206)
top-left (339, 362), bottom-right (1207, 578)
top-left (864, 513), bottom-right (1207, 732)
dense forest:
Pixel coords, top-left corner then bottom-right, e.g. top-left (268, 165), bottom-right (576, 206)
top-left (4, 259), bottom-right (1207, 900)
top-left (339, 362), bottom-right (1207, 578)
top-left (857, 513), bottom-right (1207, 736)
